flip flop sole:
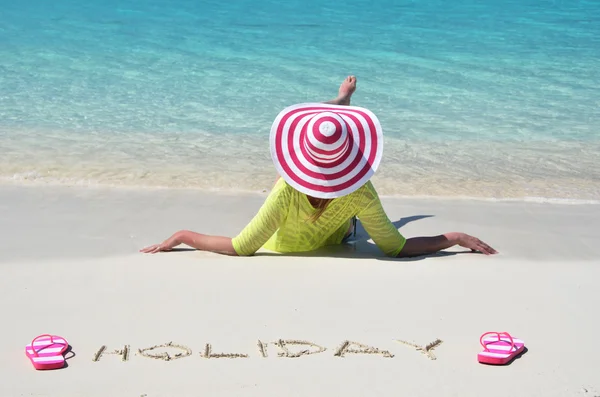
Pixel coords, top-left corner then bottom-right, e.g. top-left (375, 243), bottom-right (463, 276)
top-left (28, 355), bottom-right (66, 370)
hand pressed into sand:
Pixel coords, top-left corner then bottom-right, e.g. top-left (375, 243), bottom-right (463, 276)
top-left (139, 242), bottom-right (174, 254)
top-left (139, 237), bottom-right (176, 254)
top-left (395, 232), bottom-right (497, 257)
top-left (140, 229), bottom-right (189, 254)
top-left (454, 232), bottom-right (498, 255)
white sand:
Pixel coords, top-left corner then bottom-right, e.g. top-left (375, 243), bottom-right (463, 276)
top-left (1, 185), bottom-right (599, 397)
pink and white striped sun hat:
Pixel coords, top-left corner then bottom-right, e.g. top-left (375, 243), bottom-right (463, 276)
top-left (270, 102), bottom-right (383, 199)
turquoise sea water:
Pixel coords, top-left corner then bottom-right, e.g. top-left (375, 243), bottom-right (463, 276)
top-left (1, 0), bottom-right (599, 201)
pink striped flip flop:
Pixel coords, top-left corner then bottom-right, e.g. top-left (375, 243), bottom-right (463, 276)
top-left (478, 332), bottom-right (525, 365)
top-left (25, 334), bottom-right (69, 370)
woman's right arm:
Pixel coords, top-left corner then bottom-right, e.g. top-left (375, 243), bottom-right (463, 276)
top-left (358, 192), bottom-right (497, 258)
top-left (397, 232), bottom-right (497, 257)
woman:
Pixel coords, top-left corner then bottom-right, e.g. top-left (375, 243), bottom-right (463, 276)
top-left (141, 77), bottom-right (497, 258)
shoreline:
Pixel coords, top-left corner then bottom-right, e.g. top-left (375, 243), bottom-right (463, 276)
top-left (1, 179), bottom-right (599, 206)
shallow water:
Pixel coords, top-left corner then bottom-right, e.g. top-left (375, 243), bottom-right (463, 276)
top-left (1, 0), bottom-right (599, 201)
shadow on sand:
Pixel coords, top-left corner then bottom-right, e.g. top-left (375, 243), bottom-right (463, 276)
top-left (168, 214), bottom-right (479, 261)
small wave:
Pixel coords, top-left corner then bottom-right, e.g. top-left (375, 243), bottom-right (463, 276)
top-left (503, 196), bottom-right (600, 205)
top-left (7, 171), bottom-right (44, 181)
top-left (3, 171), bottom-right (102, 187)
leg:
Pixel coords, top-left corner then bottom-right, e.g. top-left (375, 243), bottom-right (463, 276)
top-left (324, 76), bottom-right (359, 237)
top-left (324, 75), bottom-right (357, 106)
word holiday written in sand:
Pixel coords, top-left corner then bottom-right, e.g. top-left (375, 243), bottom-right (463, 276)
top-left (92, 339), bottom-right (443, 362)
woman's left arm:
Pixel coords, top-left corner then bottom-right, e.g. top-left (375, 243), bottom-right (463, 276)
top-left (140, 230), bottom-right (238, 256)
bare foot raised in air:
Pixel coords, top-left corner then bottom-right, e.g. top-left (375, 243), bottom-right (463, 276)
top-left (326, 75), bottom-right (357, 106)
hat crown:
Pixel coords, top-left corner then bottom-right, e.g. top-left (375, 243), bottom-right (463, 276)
top-left (304, 112), bottom-right (350, 164)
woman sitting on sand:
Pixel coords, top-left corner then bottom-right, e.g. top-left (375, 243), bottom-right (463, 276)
top-left (141, 76), bottom-right (497, 258)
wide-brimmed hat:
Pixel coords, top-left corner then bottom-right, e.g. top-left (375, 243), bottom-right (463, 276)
top-left (270, 102), bottom-right (383, 199)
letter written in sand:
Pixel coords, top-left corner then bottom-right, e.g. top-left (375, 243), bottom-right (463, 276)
top-left (273, 339), bottom-right (327, 358)
top-left (257, 340), bottom-right (269, 358)
top-left (137, 342), bottom-right (192, 361)
top-left (92, 345), bottom-right (130, 362)
top-left (334, 341), bottom-right (394, 358)
top-left (201, 344), bottom-right (248, 359)
top-left (395, 338), bottom-right (443, 360)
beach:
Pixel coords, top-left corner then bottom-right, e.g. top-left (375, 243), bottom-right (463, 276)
top-left (2, 0), bottom-right (600, 394)
top-left (1, 184), bottom-right (599, 396)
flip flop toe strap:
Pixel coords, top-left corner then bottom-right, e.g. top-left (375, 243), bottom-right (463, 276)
top-left (480, 331), bottom-right (516, 352)
top-left (30, 334), bottom-right (68, 357)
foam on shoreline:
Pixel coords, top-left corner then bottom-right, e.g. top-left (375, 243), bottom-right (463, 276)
top-left (2, 129), bottom-right (599, 202)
